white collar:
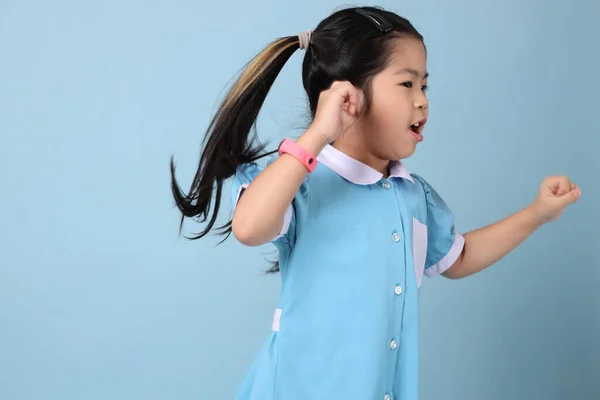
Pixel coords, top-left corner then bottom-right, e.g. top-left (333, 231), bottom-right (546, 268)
top-left (316, 144), bottom-right (414, 185)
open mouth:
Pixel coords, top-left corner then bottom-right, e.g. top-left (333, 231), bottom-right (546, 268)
top-left (410, 119), bottom-right (426, 133)
top-left (409, 119), bottom-right (426, 141)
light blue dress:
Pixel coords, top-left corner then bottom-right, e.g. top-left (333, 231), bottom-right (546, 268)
top-left (230, 144), bottom-right (465, 400)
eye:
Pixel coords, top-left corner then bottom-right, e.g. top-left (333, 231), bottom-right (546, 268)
top-left (400, 81), bottom-right (429, 92)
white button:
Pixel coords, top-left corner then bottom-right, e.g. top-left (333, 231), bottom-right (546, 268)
top-left (392, 232), bottom-right (401, 242)
top-left (390, 340), bottom-right (397, 350)
top-left (395, 286), bottom-right (403, 295)
top-left (384, 395), bottom-right (391, 400)
top-left (382, 181), bottom-right (391, 190)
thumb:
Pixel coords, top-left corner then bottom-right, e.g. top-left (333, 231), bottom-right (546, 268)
top-left (552, 187), bottom-right (581, 208)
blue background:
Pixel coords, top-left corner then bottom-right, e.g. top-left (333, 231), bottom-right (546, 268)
top-left (1, 0), bottom-right (598, 399)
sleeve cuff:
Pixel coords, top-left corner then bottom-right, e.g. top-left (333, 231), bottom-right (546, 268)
top-left (273, 204), bottom-right (293, 240)
top-left (424, 232), bottom-right (465, 278)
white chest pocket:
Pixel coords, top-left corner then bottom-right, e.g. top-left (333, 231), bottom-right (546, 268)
top-left (412, 217), bottom-right (428, 289)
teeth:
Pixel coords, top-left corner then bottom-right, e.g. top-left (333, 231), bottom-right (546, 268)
top-left (412, 122), bottom-right (420, 127)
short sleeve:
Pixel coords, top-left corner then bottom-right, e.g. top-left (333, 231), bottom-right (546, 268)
top-left (414, 175), bottom-right (465, 278)
top-left (230, 158), bottom-right (305, 249)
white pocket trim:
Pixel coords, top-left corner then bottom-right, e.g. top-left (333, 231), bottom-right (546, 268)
top-left (412, 217), bottom-right (428, 289)
top-left (272, 308), bottom-right (282, 332)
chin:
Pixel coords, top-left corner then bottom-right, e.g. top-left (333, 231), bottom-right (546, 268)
top-left (373, 139), bottom-right (416, 161)
top-left (391, 144), bottom-right (417, 160)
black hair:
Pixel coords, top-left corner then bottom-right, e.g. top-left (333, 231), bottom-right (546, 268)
top-left (170, 6), bottom-right (424, 270)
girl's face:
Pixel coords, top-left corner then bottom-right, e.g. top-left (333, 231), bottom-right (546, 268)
top-left (360, 38), bottom-right (429, 162)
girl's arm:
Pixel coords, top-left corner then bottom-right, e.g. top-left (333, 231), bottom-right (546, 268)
top-left (232, 129), bottom-right (328, 246)
top-left (232, 81), bottom-right (363, 247)
top-left (443, 175), bottom-right (581, 279)
top-left (443, 206), bottom-right (540, 279)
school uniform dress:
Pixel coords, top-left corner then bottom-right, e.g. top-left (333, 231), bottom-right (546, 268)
top-left (230, 144), bottom-right (465, 400)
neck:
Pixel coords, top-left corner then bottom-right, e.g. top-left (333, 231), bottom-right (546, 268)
top-left (332, 135), bottom-right (390, 178)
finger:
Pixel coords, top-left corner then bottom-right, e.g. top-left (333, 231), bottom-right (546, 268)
top-left (552, 176), bottom-right (571, 196)
top-left (349, 87), bottom-right (364, 114)
top-left (343, 94), bottom-right (357, 115)
top-left (335, 82), bottom-right (353, 103)
top-left (342, 87), bottom-right (363, 115)
top-left (347, 103), bottom-right (357, 116)
top-left (559, 176), bottom-right (570, 196)
top-left (554, 184), bottom-right (581, 208)
top-left (332, 81), bottom-right (355, 95)
top-left (328, 81), bottom-right (352, 106)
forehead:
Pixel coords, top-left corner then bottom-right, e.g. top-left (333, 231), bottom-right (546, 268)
top-left (384, 37), bottom-right (427, 76)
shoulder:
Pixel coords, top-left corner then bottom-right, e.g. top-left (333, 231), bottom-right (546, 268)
top-left (233, 156), bottom-right (281, 183)
top-left (407, 173), bottom-right (431, 205)
top-left (234, 162), bottom-right (262, 182)
top-left (408, 173), bottom-right (450, 210)
top-left (409, 173), bottom-right (431, 192)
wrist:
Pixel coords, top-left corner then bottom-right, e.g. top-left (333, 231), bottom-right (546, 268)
top-left (524, 204), bottom-right (547, 227)
top-left (296, 128), bottom-right (331, 156)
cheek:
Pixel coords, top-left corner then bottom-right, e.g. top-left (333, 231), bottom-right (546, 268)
top-left (370, 94), bottom-right (400, 121)
top-left (376, 89), bottom-right (410, 114)
top-left (372, 101), bottom-right (409, 133)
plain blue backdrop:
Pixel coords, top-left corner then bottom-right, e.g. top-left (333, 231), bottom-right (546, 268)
top-left (1, 0), bottom-right (598, 399)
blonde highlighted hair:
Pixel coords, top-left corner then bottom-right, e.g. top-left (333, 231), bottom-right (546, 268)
top-left (170, 6), bottom-right (424, 272)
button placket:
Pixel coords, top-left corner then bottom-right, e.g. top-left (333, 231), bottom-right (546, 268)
top-left (384, 190), bottom-right (404, 398)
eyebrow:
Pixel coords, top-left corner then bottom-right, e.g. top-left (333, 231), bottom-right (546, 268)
top-left (395, 68), bottom-right (429, 79)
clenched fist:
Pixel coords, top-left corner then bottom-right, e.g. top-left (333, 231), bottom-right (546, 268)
top-left (530, 175), bottom-right (581, 224)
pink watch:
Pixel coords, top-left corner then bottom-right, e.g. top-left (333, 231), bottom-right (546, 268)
top-left (278, 138), bottom-right (318, 173)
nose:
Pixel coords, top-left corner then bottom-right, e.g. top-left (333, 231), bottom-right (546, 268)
top-left (414, 91), bottom-right (428, 110)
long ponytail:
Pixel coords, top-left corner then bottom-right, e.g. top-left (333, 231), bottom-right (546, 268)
top-left (170, 36), bottom-right (301, 240)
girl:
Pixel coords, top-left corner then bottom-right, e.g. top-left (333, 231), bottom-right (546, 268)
top-left (170, 6), bottom-right (581, 400)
